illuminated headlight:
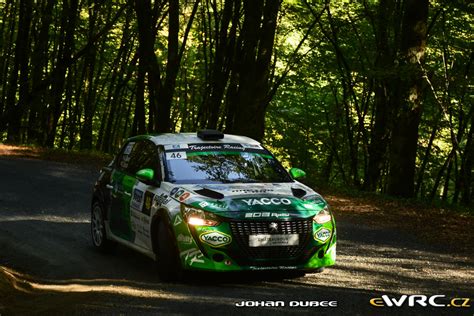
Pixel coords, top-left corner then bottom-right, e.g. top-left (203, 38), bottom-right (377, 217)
top-left (313, 206), bottom-right (332, 224)
top-left (181, 205), bottom-right (220, 226)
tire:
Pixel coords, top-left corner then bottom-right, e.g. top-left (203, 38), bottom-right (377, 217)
top-left (91, 201), bottom-right (115, 252)
top-left (156, 218), bottom-right (183, 282)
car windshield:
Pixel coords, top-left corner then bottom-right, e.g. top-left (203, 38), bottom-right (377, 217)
top-left (163, 143), bottom-right (292, 184)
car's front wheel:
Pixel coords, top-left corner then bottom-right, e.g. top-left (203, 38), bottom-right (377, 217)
top-left (156, 217), bottom-right (183, 282)
top-left (91, 201), bottom-right (115, 252)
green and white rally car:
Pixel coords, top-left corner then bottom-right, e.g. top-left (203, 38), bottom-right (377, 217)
top-left (91, 130), bottom-right (336, 280)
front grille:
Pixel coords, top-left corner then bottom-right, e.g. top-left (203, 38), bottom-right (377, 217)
top-left (229, 219), bottom-right (313, 260)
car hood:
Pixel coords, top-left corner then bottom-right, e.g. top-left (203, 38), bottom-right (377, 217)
top-left (170, 182), bottom-right (327, 219)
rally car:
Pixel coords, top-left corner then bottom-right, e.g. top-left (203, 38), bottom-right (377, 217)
top-left (91, 130), bottom-right (336, 280)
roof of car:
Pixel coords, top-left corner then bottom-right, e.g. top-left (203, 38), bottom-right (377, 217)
top-left (129, 133), bottom-right (261, 146)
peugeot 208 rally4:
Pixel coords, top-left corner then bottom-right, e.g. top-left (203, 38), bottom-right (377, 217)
top-left (91, 130), bottom-right (336, 280)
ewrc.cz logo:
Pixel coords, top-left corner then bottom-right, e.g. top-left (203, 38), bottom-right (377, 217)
top-left (370, 295), bottom-right (471, 308)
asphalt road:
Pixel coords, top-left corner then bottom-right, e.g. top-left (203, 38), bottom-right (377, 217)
top-left (0, 157), bottom-right (473, 315)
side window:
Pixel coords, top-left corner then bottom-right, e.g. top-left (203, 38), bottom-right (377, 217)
top-left (127, 141), bottom-right (160, 177)
top-left (116, 141), bottom-right (136, 171)
top-left (115, 140), bottom-right (161, 180)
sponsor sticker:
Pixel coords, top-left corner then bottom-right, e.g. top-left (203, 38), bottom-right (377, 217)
top-left (241, 143), bottom-right (263, 150)
top-left (131, 189), bottom-right (144, 210)
top-left (133, 189), bottom-right (143, 203)
top-left (142, 191), bottom-right (154, 216)
top-left (199, 201), bottom-right (209, 208)
top-left (180, 248), bottom-right (205, 265)
top-left (170, 187), bottom-right (179, 196)
top-left (177, 234), bottom-right (193, 244)
top-left (245, 212), bottom-right (290, 218)
top-left (164, 144), bottom-right (189, 150)
top-left (179, 192), bottom-right (191, 202)
top-left (248, 266), bottom-right (298, 271)
top-left (174, 189), bottom-right (185, 198)
top-left (171, 188), bottom-right (192, 201)
top-left (166, 152), bottom-right (187, 160)
top-left (199, 231), bottom-right (232, 247)
top-left (242, 198), bottom-right (292, 206)
top-left (187, 144), bottom-right (229, 151)
top-left (314, 227), bottom-right (331, 243)
top-left (174, 214), bottom-right (183, 226)
top-left (249, 234), bottom-right (299, 247)
top-left (152, 193), bottom-right (171, 209)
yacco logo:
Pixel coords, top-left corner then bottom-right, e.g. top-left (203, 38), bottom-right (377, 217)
top-left (200, 231), bottom-right (232, 247)
top-left (370, 295), bottom-right (471, 308)
top-left (242, 198), bottom-right (292, 206)
top-left (314, 227), bottom-right (331, 243)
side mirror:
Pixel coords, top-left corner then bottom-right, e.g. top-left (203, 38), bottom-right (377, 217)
top-left (289, 167), bottom-right (306, 180)
top-left (136, 168), bottom-right (155, 184)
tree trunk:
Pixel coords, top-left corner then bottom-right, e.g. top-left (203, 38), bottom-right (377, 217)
top-left (80, 0), bottom-right (100, 150)
top-left (0, 2), bottom-right (17, 125)
top-left (204, 0), bottom-right (238, 129)
top-left (459, 112), bottom-right (474, 205)
top-left (365, 0), bottom-right (396, 191)
top-left (44, 0), bottom-right (78, 147)
top-left (6, 0), bottom-right (32, 143)
top-left (155, 0), bottom-right (179, 133)
top-left (27, 0), bottom-right (54, 144)
top-left (387, 0), bottom-right (429, 197)
top-left (226, 0), bottom-right (280, 141)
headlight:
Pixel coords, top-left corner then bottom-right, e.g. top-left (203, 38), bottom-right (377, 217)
top-left (181, 205), bottom-right (220, 226)
top-left (313, 205), bottom-right (332, 224)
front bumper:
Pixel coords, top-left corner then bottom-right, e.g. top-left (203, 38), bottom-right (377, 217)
top-left (174, 215), bottom-right (337, 272)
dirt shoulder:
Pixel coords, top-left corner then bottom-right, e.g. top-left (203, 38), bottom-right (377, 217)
top-left (326, 192), bottom-right (474, 255)
top-left (0, 143), bottom-right (112, 168)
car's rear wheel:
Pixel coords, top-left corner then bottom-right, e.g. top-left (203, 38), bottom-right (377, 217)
top-left (156, 218), bottom-right (183, 282)
top-left (91, 201), bottom-right (115, 252)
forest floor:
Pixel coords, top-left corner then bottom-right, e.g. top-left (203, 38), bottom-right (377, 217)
top-left (0, 144), bottom-right (473, 315)
top-left (0, 144), bottom-right (112, 167)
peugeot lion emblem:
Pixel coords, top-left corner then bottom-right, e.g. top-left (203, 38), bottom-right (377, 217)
top-left (269, 222), bottom-right (278, 233)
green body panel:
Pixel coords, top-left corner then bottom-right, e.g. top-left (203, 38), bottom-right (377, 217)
top-left (110, 170), bottom-right (137, 242)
